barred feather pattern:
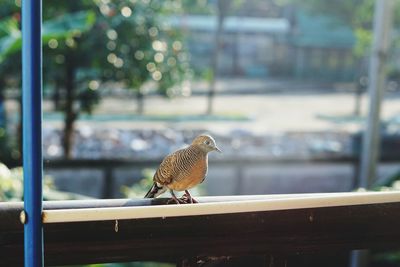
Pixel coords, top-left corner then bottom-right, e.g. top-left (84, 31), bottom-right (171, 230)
top-left (144, 134), bottom-right (219, 199)
top-left (153, 145), bottom-right (207, 191)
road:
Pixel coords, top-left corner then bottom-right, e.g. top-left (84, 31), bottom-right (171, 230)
top-left (4, 78), bottom-right (400, 134)
top-left (20, 91), bottom-right (400, 134)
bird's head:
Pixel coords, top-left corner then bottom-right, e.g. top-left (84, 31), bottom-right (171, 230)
top-left (192, 134), bottom-right (221, 153)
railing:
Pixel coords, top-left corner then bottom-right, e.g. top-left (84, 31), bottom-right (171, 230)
top-left (1, 192), bottom-right (400, 266)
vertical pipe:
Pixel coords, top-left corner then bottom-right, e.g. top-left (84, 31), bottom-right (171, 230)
top-left (355, 3), bottom-right (394, 267)
top-left (359, 0), bottom-right (394, 189)
top-left (22, 0), bottom-right (44, 266)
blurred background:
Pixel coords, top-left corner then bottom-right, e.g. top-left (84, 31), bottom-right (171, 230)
top-left (1, 0), bottom-right (400, 265)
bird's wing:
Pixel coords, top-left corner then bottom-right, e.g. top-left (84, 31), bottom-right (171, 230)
top-left (153, 152), bottom-right (178, 185)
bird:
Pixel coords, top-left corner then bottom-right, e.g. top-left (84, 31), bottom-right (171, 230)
top-left (144, 134), bottom-right (221, 204)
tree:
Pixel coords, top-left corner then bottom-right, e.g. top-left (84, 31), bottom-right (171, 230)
top-left (47, 0), bottom-right (190, 157)
top-left (1, 0), bottom-right (192, 159)
top-left (206, 0), bottom-right (231, 115)
top-left (0, 51), bottom-right (21, 165)
top-left (33, 0), bottom-right (190, 158)
top-left (99, 0), bottom-right (190, 114)
top-left (181, 0), bottom-right (214, 15)
top-left (42, 1), bottom-right (102, 158)
top-left (205, 0), bottom-right (243, 115)
top-left (0, 3), bottom-right (23, 165)
top-left (0, 1), bottom-right (98, 159)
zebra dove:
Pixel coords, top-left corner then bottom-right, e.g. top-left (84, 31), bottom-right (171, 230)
top-left (144, 134), bottom-right (221, 203)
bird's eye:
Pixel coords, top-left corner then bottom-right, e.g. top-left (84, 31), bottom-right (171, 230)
top-left (204, 140), bottom-right (210, 145)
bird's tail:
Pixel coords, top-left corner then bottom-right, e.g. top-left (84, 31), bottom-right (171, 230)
top-left (144, 182), bottom-right (167, 198)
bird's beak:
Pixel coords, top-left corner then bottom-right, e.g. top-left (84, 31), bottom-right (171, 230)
top-left (214, 146), bottom-right (222, 153)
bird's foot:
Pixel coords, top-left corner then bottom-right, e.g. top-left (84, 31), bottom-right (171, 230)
top-left (182, 192), bottom-right (198, 204)
top-left (167, 196), bottom-right (185, 205)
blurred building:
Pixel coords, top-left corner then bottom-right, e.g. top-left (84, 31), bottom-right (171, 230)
top-left (289, 11), bottom-right (356, 81)
top-left (169, 10), bottom-right (356, 81)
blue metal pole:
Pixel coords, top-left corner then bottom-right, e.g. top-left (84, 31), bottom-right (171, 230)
top-left (22, 0), bottom-right (44, 266)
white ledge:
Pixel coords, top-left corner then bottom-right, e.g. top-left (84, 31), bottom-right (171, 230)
top-left (42, 191), bottom-right (400, 223)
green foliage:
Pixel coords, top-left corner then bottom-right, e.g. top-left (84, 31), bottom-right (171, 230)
top-left (202, 68), bottom-right (214, 83)
top-left (43, 10), bottom-right (96, 38)
top-left (121, 169), bottom-right (155, 198)
top-left (0, 11), bottom-right (96, 63)
top-left (372, 250), bottom-right (400, 266)
top-left (99, 0), bottom-right (191, 97)
top-left (373, 170), bottom-right (400, 192)
top-left (0, 17), bottom-right (20, 62)
top-left (0, 1), bottom-right (19, 19)
top-left (1, 0), bottom-right (192, 97)
top-left (1, 0), bottom-right (191, 156)
top-left (78, 87), bottom-right (100, 115)
top-left (0, 3), bottom-right (22, 81)
top-left (42, 0), bottom-right (191, 99)
top-left (0, 163), bottom-right (53, 201)
top-left (0, 163), bottom-right (20, 201)
top-left (181, 0), bottom-right (214, 15)
top-left (353, 28), bottom-right (372, 57)
top-left (0, 162), bottom-right (91, 201)
top-left (0, 130), bottom-right (19, 165)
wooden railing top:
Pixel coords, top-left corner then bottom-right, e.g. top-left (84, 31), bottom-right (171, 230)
top-left (1, 192), bottom-right (400, 266)
top-left (41, 191), bottom-right (400, 223)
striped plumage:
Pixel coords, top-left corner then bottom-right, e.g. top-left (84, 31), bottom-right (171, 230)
top-left (144, 134), bottom-right (221, 203)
